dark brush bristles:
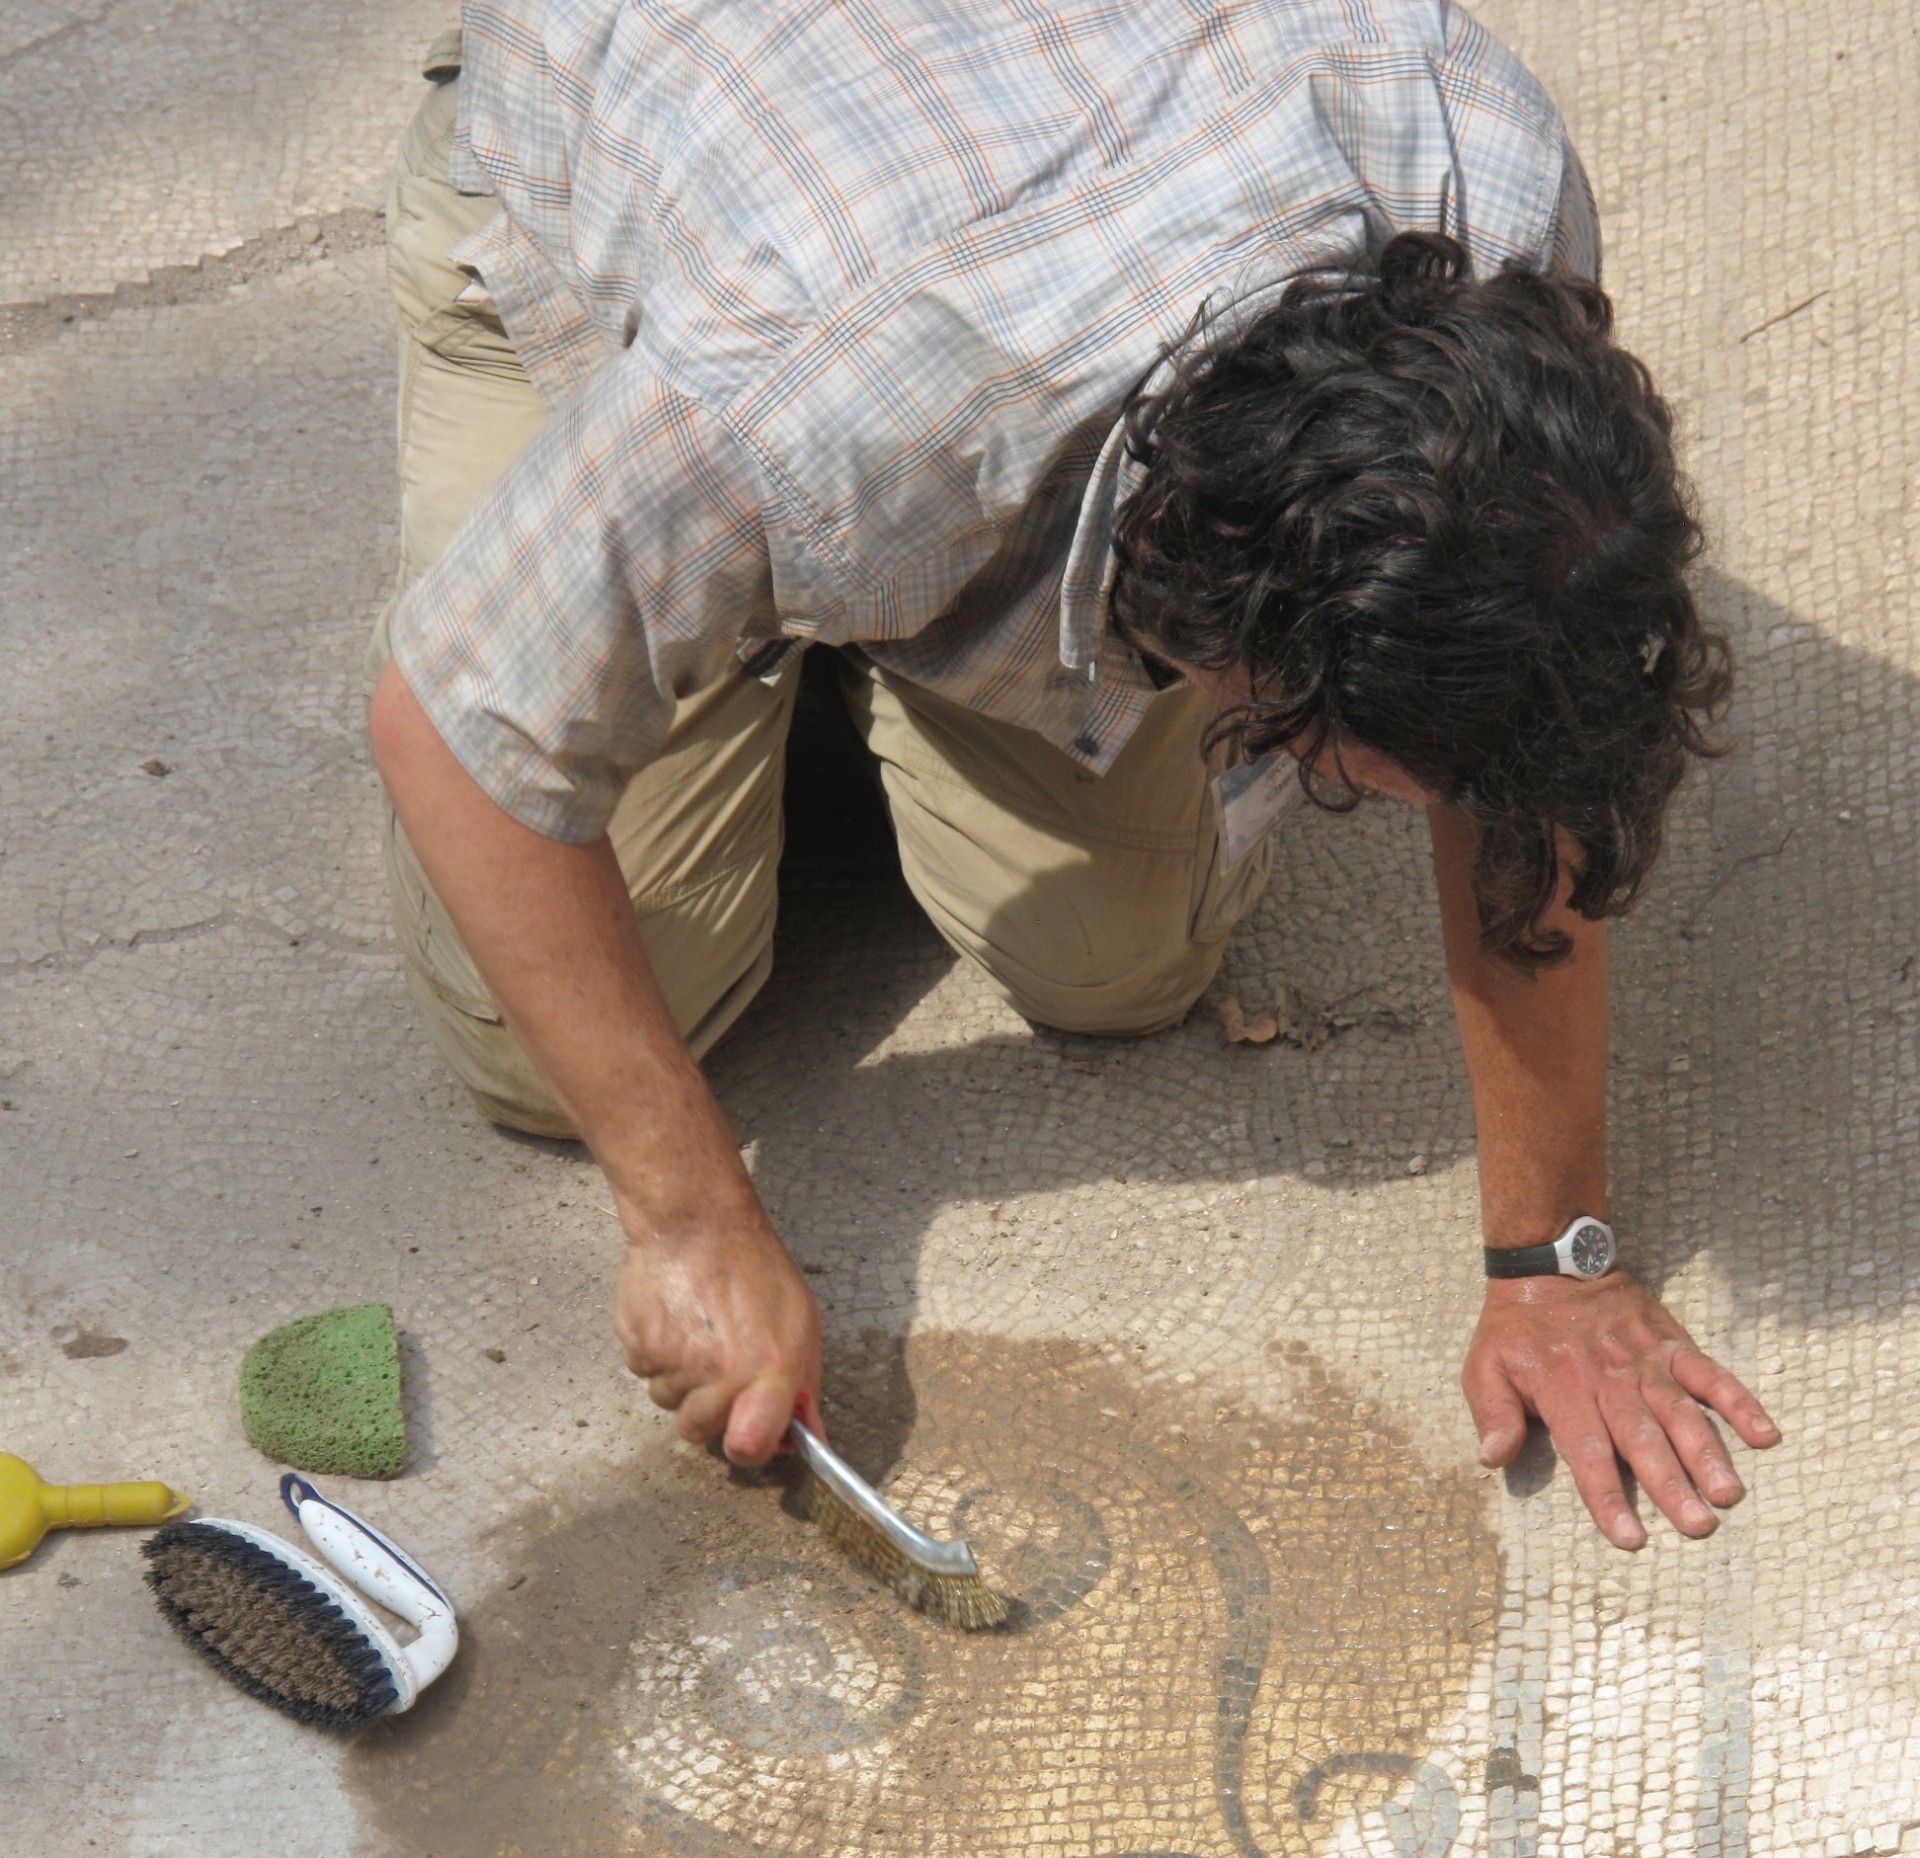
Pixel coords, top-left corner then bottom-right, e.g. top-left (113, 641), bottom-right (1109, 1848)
top-left (143, 1520), bottom-right (398, 1731)
top-left (801, 1469), bottom-right (1009, 1630)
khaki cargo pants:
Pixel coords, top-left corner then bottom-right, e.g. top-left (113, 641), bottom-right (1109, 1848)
top-left (371, 56), bottom-right (1271, 1138)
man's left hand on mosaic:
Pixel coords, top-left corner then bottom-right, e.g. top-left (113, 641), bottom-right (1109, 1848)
top-left (1463, 1271), bottom-right (1780, 1550)
top-left (369, 664), bottom-right (822, 1466)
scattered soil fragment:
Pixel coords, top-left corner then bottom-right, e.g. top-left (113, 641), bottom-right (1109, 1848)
top-left (58, 1327), bottom-right (128, 1360)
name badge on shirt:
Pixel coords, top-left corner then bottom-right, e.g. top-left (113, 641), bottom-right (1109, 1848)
top-left (1213, 751), bottom-right (1306, 869)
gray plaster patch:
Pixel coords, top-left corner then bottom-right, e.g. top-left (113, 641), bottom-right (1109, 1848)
top-left (0, 0), bottom-right (448, 301)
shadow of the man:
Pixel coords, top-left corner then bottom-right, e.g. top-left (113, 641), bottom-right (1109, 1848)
top-left (704, 563), bottom-right (1916, 1487)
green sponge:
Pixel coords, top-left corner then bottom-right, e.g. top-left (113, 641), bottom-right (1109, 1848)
top-left (239, 1303), bottom-right (406, 1479)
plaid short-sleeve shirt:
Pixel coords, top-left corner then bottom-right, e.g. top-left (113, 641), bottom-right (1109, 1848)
top-left (391, 0), bottom-right (1598, 841)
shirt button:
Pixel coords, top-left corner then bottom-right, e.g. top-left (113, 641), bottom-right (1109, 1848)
top-left (1072, 733), bottom-right (1101, 758)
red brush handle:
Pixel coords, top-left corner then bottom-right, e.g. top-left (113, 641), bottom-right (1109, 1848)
top-left (787, 1390), bottom-right (825, 1449)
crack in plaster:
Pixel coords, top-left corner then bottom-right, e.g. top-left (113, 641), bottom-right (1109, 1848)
top-left (0, 207), bottom-right (385, 355)
top-left (0, 913), bottom-right (381, 978)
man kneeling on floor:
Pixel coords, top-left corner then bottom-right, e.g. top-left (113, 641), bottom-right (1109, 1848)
top-left (366, 0), bottom-right (1779, 1550)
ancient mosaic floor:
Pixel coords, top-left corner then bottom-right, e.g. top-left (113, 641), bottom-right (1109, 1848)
top-left (3, 3), bottom-right (1915, 1854)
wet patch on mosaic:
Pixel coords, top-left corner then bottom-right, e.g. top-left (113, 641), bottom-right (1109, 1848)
top-left (348, 1331), bottom-right (1498, 1857)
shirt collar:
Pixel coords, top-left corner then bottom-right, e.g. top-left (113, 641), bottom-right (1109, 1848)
top-left (1058, 394), bottom-right (1152, 675)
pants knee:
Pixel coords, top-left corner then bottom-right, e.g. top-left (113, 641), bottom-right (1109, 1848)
top-left (993, 935), bottom-right (1228, 1037)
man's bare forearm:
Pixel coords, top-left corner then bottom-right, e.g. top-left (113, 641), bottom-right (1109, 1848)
top-left (1427, 802), bottom-right (1609, 1247)
top-left (367, 660), bottom-right (755, 1231)
top-left (366, 661), bottom-right (820, 1462)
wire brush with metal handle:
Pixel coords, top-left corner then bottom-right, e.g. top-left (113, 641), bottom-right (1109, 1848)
top-left (788, 1397), bottom-right (1007, 1630)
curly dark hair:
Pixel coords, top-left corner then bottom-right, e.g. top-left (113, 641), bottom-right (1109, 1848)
top-left (1110, 230), bottom-right (1730, 966)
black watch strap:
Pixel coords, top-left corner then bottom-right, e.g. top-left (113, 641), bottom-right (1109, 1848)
top-left (1483, 1216), bottom-right (1617, 1280)
top-left (1484, 1240), bottom-right (1564, 1278)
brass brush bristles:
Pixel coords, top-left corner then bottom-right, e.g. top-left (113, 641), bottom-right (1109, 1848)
top-left (786, 1413), bottom-right (1009, 1631)
top-left (803, 1469), bottom-right (1009, 1629)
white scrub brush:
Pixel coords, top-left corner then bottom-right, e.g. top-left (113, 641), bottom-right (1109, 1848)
top-left (144, 1473), bottom-right (458, 1730)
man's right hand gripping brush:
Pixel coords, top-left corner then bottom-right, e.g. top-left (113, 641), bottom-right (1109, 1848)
top-left (612, 1162), bottom-right (1005, 1630)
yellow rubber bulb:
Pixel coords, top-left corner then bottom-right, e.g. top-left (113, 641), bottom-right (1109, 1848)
top-left (0, 1452), bottom-right (190, 1569)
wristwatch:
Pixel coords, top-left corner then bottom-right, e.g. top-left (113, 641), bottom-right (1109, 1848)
top-left (1483, 1215), bottom-right (1617, 1281)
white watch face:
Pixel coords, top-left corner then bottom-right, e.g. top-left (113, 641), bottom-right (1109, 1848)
top-left (1566, 1221), bottom-right (1614, 1277)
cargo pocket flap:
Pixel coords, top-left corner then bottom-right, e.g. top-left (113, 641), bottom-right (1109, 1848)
top-left (420, 26), bottom-right (463, 83)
